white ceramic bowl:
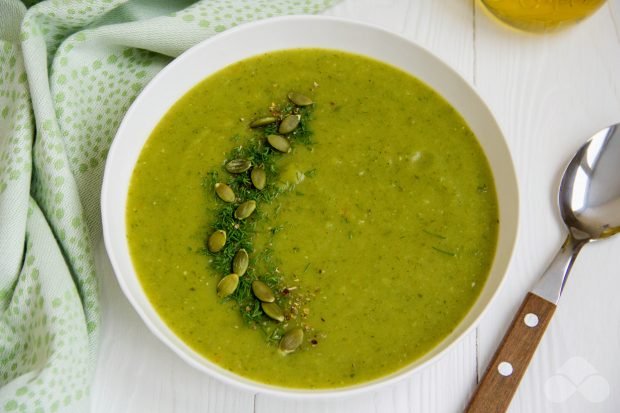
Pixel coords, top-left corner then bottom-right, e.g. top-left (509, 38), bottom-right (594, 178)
top-left (101, 16), bottom-right (518, 398)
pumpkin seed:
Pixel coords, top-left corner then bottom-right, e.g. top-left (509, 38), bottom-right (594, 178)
top-left (267, 134), bottom-right (291, 153)
top-left (214, 183), bottom-right (235, 203)
top-left (251, 280), bottom-right (275, 303)
top-left (207, 230), bottom-right (226, 252)
top-left (279, 327), bottom-right (304, 354)
top-left (234, 200), bottom-right (256, 220)
top-left (251, 166), bottom-right (266, 190)
top-left (250, 116), bottom-right (277, 128)
top-left (216, 273), bottom-right (239, 298)
top-left (261, 301), bottom-right (284, 322)
top-left (278, 114), bottom-right (301, 134)
top-left (232, 249), bottom-right (249, 277)
top-left (225, 159), bottom-right (252, 174)
top-left (288, 92), bottom-right (313, 107)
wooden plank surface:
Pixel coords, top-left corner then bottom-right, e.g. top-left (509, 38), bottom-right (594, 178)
top-left (474, 1), bottom-right (620, 412)
top-left (90, 1), bottom-right (620, 412)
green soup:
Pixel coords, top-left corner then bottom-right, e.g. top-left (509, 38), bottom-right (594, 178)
top-left (126, 49), bottom-right (498, 388)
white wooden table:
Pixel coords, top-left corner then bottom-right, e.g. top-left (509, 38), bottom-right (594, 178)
top-left (91, 1), bottom-right (620, 412)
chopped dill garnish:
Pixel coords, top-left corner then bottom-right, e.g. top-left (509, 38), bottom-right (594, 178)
top-left (432, 246), bottom-right (456, 257)
top-left (270, 225), bottom-right (284, 235)
top-left (289, 108), bottom-right (313, 145)
top-left (201, 94), bottom-right (316, 343)
top-left (305, 168), bottom-right (317, 178)
top-left (422, 229), bottom-right (447, 240)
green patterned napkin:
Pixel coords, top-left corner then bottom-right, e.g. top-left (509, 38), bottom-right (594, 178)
top-left (0, 0), bottom-right (334, 411)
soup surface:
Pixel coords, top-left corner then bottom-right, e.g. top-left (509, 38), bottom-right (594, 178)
top-left (126, 49), bottom-right (498, 388)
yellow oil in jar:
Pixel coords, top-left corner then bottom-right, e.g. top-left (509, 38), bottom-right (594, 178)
top-left (480, 0), bottom-right (607, 32)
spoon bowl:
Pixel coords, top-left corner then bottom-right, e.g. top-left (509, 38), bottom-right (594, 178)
top-left (560, 124), bottom-right (620, 240)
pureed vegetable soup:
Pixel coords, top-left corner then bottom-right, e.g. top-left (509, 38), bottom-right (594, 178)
top-left (126, 49), bottom-right (498, 388)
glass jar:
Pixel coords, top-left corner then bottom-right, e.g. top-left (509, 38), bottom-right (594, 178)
top-left (480, 0), bottom-right (607, 32)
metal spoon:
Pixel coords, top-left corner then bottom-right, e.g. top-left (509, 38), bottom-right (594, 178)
top-left (466, 124), bottom-right (620, 413)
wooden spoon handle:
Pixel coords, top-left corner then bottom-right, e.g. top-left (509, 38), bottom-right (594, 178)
top-left (465, 292), bottom-right (557, 413)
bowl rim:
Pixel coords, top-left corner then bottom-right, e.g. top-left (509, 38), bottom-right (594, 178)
top-left (101, 14), bottom-right (519, 399)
